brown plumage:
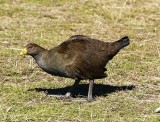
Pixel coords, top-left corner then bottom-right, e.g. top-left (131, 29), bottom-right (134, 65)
top-left (21, 35), bottom-right (130, 102)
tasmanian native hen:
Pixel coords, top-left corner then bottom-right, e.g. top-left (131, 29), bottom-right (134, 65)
top-left (20, 35), bottom-right (130, 102)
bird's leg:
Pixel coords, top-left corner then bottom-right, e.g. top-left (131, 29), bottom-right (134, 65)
top-left (60, 79), bottom-right (95, 103)
top-left (87, 80), bottom-right (94, 102)
top-left (64, 79), bottom-right (80, 98)
top-left (70, 79), bottom-right (95, 103)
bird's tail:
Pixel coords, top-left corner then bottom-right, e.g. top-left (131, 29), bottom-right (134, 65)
top-left (108, 36), bottom-right (130, 60)
top-left (116, 36), bottom-right (130, 49)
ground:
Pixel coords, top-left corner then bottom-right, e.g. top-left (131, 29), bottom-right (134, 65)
top-left (0, 0), bottom-right (160, 121)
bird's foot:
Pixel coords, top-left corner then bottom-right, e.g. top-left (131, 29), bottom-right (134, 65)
top-left (47, 94), bottom-right (95, 102)
top-left (47, 95), bottom-right (71, 99)
top-left (59, 95), bottom-right (72, 100)
top-left (87, 97), bottom-right (96, 102)
top-left (47, 92), bottom-right (72, 100)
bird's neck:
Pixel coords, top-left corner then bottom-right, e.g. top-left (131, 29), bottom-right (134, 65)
top-left (32, 49), bottom-right (47, 62)
top-left (32, 50), bottom-right (49, 70)
top-left (32, 53), bottom-right (40, 61)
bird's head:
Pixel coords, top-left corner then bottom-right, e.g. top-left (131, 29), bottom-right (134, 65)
top-left (20, 43), bottom-right (44, 56)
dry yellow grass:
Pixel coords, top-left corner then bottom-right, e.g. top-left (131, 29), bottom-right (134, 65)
top-left (0, 0), bottom-right (160, 121)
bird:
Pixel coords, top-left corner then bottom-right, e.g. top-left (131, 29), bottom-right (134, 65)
top-left (20, 35), bottom-right (130, 102)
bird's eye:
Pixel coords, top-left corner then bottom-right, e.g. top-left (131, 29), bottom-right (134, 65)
top-left (28, 46), bottom-right (33, 49)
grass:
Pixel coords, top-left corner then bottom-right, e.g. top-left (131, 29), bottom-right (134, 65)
top-left (0, 0), bottom-right (160, 121)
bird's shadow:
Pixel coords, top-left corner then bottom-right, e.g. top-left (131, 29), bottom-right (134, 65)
top-left (29, 84), bottom-right (135, 98)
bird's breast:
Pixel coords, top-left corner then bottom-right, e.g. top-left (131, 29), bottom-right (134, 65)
top-left (36, 58), bottom-right (49, 70)
top-left (36, 58), bottom-right (69, 77)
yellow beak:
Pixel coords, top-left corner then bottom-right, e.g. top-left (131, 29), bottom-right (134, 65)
top-left (20, 48), bottom-right (27, 55)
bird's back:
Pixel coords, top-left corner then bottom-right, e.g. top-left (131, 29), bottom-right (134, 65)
top-left (47, 35), bottom-right (129, 79)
